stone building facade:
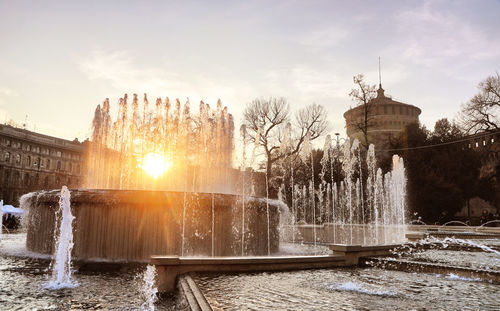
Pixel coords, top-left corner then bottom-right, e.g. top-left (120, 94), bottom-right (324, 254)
top-left (344, 85), bottom-right (421, 149)
top-left (0, 124), bottom-right (85, 205)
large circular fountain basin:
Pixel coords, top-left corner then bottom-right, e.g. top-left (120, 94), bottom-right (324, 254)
top-left (22, 189), bottom-right (281, 262)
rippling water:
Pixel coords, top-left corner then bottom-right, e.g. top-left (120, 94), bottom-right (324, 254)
top-left (407, 249), bottom-right (500, 271)
top-left (2, 232), bottom-right (500, 310)
top-left (195, 268), bottom-right (500, 310)
top-left (0, 233), bottom-right (179, 310)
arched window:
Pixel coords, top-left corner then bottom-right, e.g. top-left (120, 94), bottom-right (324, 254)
top-left (57, 161), bottom-right (61, 171)
top-left (34, 157), bottom-right (40, 168)
top-left (26, 156), bottom-right (31, 167)
top-left (4, 152), bottom-right (10, 163)
top-left (16, 154), bottom-right (21, 164)
top-left (46, 159), bottom-right (51, 169)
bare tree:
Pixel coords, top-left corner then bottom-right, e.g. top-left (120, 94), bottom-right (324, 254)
top-left (460, 73), bottom-right (500, 134)
top-left (348, 74), bottom-right (377, 149)
top-left (243, 97), bottom-right (329, 187)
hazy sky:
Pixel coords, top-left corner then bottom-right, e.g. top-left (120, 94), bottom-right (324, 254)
top-left (1, 0), bottom-right (499, 141)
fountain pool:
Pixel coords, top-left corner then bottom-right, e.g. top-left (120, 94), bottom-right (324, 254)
top-left (193, 266), bottom-right (499, 310)
top-left (1, 231), bottom-right (499, 310)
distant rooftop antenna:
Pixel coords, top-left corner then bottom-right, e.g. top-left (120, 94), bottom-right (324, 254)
top-left (378, 56), bottom-right (382, 88)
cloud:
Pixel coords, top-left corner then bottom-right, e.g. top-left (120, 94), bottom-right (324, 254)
top-left (78, 50), bottom-right (189, 94)
top-left (0, 108), bottom-right (9, 122)
top-left (293, 26), bottom-right (349, 50)
top-left (0, 87), bottom-right (18, 96)
top-left (392, 2), bottom-right (500, 71)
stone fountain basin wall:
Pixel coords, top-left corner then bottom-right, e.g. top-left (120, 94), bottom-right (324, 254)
top-left (24, 189), bottom-right (280, 262)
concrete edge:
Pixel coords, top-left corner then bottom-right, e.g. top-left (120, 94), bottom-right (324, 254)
top-left (178, 274), bottom-right (212, 311)
top-left (151, 255), bottom-right (345, 266)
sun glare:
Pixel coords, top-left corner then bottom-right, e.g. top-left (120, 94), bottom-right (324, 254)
top-left (141, 152), bottom-right (171, 178)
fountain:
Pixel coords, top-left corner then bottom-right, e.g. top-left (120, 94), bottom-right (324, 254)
top-left (22, 95), bottom-right (282, 261)
top-left (283, 137), bottom-right (408, 247)
top-left (7, 94), bottom-right (498, 310)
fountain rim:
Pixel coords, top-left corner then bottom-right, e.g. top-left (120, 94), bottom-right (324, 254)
top-left (23, 188), bottom-right (277, 205)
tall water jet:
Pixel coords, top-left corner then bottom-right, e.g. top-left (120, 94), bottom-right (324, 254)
top-left (0, 199), bottom-right (3, 240)
top-left (280, 123), bottom-right (295, 243)
top-left (301, 133), bottom-right (316, 253)
top-left (366, 144), bottom-right (377, 244)
top-left (45, 186), bottom-right (77, 289)
top-left (139, 265), bottom-right (158, 311)
top-left (320, 135), bottom-right (331, 223)
top-left (342, 138), bottom-right (354, 244)
top-left (240, 124), bottom-right (247, 256)
top-left (390, 155), bottom-right (407, 242)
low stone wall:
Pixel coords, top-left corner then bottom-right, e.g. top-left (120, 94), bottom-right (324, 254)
top-left (23, 189), bottom-right (280, 261)
top-left (284, 224), bottom-right (407, 245)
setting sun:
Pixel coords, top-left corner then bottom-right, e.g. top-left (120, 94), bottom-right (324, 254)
top-left (141, 152), bottom-right (171, 178)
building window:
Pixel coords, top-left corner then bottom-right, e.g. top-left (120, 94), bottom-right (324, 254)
top-left (24, 173), bottom-right (30, 186)
top-left (46, 159), bottom-right (51, 169)
top-left (475, 142), bottom-right (479, 147)
top-left (4, 171), bottom-right (10, 186)
top-left (5, 139), bottom-right (11, 146)
top-left (26, 144), bottom-right (31, 151)
top-left (69, 162), bottom-right (73, 172)
top-left (26, 156), bottom-right (31, 167)
top-left (57, 161), bottom-right (61, 171)
top-left (13, 171), bottom-right (20, 186)
top-left (4, 152), bottom-right (10, 162)
top-left (56, 151), bottom-right (62, 157)
top-left (16, 154), bottom-right (21, 164)
top-left (492, 138), bottom-right (495, 143)
top-left (483, 140), bottom-right (486, 146)
top-left (35, 157), bottom-right (40, 168)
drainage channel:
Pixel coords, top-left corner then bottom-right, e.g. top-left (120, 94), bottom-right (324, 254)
top-left (178, 273), bottom-right (213, 311)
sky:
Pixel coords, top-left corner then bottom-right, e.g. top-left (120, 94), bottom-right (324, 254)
top-left (0, 0), bottom-right (499, 142)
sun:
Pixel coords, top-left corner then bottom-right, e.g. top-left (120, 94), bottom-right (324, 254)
top-left (141, 152), bottom-right (171, 178)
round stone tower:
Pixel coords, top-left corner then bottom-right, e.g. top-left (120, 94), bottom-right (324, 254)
top-left (343, 84), bottom-right (421, 149)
